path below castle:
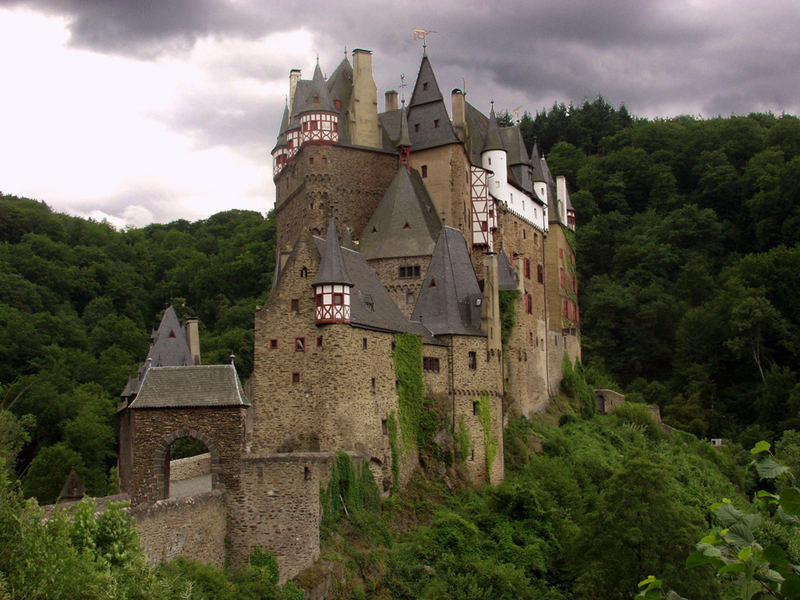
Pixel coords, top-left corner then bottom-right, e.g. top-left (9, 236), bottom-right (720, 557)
top-left (170, 473), bottom-right (212, 498)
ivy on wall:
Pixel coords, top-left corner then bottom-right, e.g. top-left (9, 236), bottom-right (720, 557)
top-left (499, 290), bottom-right (520, 348)
top-left (320, 451), bottom-right (380, 530)
top-left (392, 333), bottom-right (425, 452)
top-left (475, 392), bottom-right (498, 478)
top-left (387, 411), bottom-right (399, 484)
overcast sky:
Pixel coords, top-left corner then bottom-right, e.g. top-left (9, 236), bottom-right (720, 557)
top-left (2, 0), bottom-right (799, 228)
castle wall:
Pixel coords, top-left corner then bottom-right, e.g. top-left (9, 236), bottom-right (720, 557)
top-left (421, 343), bottom-right (449, 395)
top-left (547, 329), bottom-right (581, 396)
top-left (252, 234), bottom-right (415, 489)
top-left (131, 490), bottom-right (226, 567)
top-left (495, 208), bottom-right (549, 415)
top-left (169, 452), bottom-right (211, 481)
top-left (227, 452), bottom-right (340, 582)
top-left (367, 255), bottom-right (432, 318)
top-left (275, 144), bottom-right (397, 252)
top-left (410, 144), bottom-right (472, 234)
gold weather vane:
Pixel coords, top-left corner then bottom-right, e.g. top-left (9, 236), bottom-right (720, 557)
top-left (413, 28), bottom-right (438, 53)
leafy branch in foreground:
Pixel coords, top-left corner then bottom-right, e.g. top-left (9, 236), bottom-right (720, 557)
top-left (638, 441), bottom-right (800, 600)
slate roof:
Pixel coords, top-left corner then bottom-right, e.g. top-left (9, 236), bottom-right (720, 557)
top-left (359, 167), bottom-right (441, 260)
top-left (297, 61), bottom-right (337, 115)
top-left (412, 226), bottom-right (484, 336)
top-left (129, 364), bottom-right (249, 409)
top-left (326, 57), bottom-right (353, 109)
top-left (312, 236), bottom-right (431, 337)
top-left (314, 217), bottom-right (353, 286)
top-left (121, 306), bottom-right (194, 397)
top-left (502, 126), bottom-right (529, 166)
top-left (497, 249), bottom-right (518, 291)
top-left (406, 55), bottom-right (459, 150)
top-left (482, 109), bottom-right (505, 152)
top-left (464, 101), bottom-right (489, 166)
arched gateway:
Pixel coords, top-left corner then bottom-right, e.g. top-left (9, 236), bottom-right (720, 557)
top-left (118, 364), bottom-right (249, 505)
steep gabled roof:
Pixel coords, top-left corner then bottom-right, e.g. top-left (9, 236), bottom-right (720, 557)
top-left (412, 227), bottom-right (484, 336)
top-left (497, 249), bottom-right (518, 291)
top-left (311, 237), bottom-right (431, 337)
top-left (464, 101), bottom-right (489, 165)
top-left (314, 217), bottom-right (353, 286)
top-left (531, 142), bottom-right (546, 182)
top-left (406, 55), bottom-right (459, 150)
top-left (502, 126), bottom-right (529, 166)
top-left (359, 167), bottom-right (441, 260)
top-left (327, 56), bottom-right (353, 109)
top-left (128, 364), bottom-right (249, 409)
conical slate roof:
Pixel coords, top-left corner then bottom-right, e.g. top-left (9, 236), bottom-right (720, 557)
top-left (497, 249), bottom-right (518, 291)
top-left (397, 107), bottom-right (411, 148)
top-left (412, 227), bottom-right (483, 336)
top-left (278, 102), bottom-right (289, 136)
top-left (359, 167), bottom-right (441, 260)
top-left (314, 217), bottom-right (353, 285)
top-left (482, 108), bottom-right (505, 153)
top-left (531, 142), bottom-right (546, 182)
top-left (502, 125), bottom-right (529, 166)
top-left (406, 54), bottom-right (459, 150)
top-left (298, 62), bottom-right (337, 115)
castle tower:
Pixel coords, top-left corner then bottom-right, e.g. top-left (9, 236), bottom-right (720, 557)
top-left (271, 101), bottom-right (290, 179)
top-left (481, 107), bottom-right (508, 191)
top-left (298, 61), bottom-right (339, 145)
top-left (348, 49), bottom-right (380, 148)
top-left (313, 217), bottom-right (353, 324)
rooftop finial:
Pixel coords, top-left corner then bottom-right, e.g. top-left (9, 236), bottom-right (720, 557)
top-left (399, 73), bottom-right (407, 105)
top-left (343, 45), bottom-right (347, 58)
top-left (413, 28), bottom-right (437, 56)
top-left (230, 353), bottom-right (235, 364)
top-left (490, 99), bottom-right (495, 112)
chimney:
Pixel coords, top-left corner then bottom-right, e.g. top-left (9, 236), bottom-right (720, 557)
top-left (451, 88), bottom-right (466, 140)
top-left (385, 90), bottom-right (398, 112)
top-left (185, 318), bottom-right (201, 365)
top-left (289, 69), bottom-right (301, 109)
top-left (349, 49), bottom-right (380, 148)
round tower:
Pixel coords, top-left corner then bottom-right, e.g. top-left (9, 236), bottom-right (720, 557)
top-left (314, 217), bottom-right (353, 324)
top-left (481, 106), bottom-right (507, 189)
top-left (299, 60), bottom-right (339, 146)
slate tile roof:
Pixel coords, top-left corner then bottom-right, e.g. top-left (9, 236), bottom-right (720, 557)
top-left (406, 55), bottom-right (460, 150)
top-left (314, 217), bottom-right (353, 286)
top-left (497, 249), bottom-right (519, 291)
top-left (359, 167), bottom-right (441, 260)
top-left (128, 364), bottom-right (249, 409)
top-left (412, 226), bottom-right (484, 336)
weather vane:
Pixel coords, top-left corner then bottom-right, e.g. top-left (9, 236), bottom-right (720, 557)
top-left (412, 28), bottom-right (438, 53)
top-left (399, 73), bottom-right (407, 106)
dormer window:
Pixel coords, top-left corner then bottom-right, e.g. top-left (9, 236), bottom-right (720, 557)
top-left (414, 123), bottom-right (420, 132)
top-left (434, 119), bottom-right (439, 128)
top-left (335, 100), bottom-right (341, 109)
top-left (313, 96), bottom-right (319, 103)
top-left (422, 82), bottom-right (428, 91)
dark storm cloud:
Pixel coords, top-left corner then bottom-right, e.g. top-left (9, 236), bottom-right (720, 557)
top-left (17, 0), bottom-right (800, 118)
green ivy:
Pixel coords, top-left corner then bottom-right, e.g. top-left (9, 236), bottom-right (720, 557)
top-left (387, 411), bottom-right (400, 484)
top-left (561, 353), bottom-right (595, 418)
top-left (499, 290), bottom-right (520, 348)
top-left (392, 333), bottom-right (425, 451)
top-left (454, 415), bottom-right (472, 464)
top-left (320, 451), bottom-right (380, 530)
top-left (476, 392), bottom-right (498, 478)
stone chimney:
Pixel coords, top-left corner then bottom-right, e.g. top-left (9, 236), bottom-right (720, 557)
top-left (289, 69), bottom-right (301, 109)
top-left (185, 318), bottom-right (201, 365)
top-left (385, 90), bottom-right (398, 112)
top-left (451, 88), bottom-right (466, 140)
top-left (349, 49), bottom-right (380, 148)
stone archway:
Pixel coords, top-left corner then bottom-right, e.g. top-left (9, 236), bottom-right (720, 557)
top-left (151, 429), bottom-right (221, 500)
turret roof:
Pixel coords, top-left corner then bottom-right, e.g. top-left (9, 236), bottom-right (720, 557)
top-left (412, 227), bottom-right (484, 336)
top-left (359, 167), bottom-right (441, 260)
top-left (326, 56), bottom-right (353, 109)
top-left (314, 217), bottom-right (353, 286)
top-left (502, 126), bottom-right (529, 166)
top-left (397, 106), bottom-right (411, 148)
top-left (482, 108), bottom-right (505, 153)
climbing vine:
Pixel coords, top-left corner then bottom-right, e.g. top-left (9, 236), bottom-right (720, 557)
top-left (387, 411), bottom-right (399, 484)
top-left (320, 451), bottom-right (380, 530)
top-left (392, 333), bottom-right (425, 451)
top-left (499, 290), bottom-right (520, 348)
top-left (475, 392), bottom-right (498, 478)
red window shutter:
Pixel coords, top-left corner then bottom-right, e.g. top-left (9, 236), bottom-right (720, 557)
top-left (560, 268), bottom-right (565, 287)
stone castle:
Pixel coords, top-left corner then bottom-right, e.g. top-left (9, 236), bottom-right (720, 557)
top-left (116, 47), bottom-right (580, 580)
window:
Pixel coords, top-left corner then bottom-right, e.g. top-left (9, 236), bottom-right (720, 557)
top-left (571, 254), bottom-right (575, 265)
top-left (422, 82), bottom-right (428, 91)
top-left (429, 278), bottom-right (436, 287)
top-left (322, 156), bottom-right (327, 165)
top-left (292, 372), bottom-right (301, 384)
top-left (300, 266), bottom-right (308, 278)
top-left (372, 377), bottom-right (376, 390)
top-left (472, 401), bottom-right (478, 415)
top-left (560, 268), bottom-right (566, 288)
top-left (310, 121), bottom-right (318, 131)
top-left (313, 95), bottom-right (319, 103)
top-left (406, 291), bottom-right (414, 305)
top-left (564, 300), bottom-right (569, 317)
top-left (382, 418), bottom-right (388, 434)
top-left (362, 338), bottom-right (367, 350)
top-left (316, 336), bottom-right (323, 347)
top-left (481, 221), bottom-right (487, 232)
top-left (304, 466), bottom-right (310, 480)
top-left (559, 248), bottom-right (563, 258)
top-left (270, 339), bottom-right (278, 349)
top-left (537, 264), bottom-right (544, 283)
top-left (316, 294), bottom-right (323, 307)
top-left (434, 119), bottom-right (439, 128)
top-left (523, 229), bottom-right (526, 239)
top-left (421, 165), bottom-right (427, 178)
top-left (423, 357), bottom-right (440, 372)
top-left (399, 265), bottom-right (421, 279)
top-left (295, 337), bottom-right (305, 352)
top-left (524, 258), bottom-right (531, 279)
top-left (403, 221), bottom-right (410, 229)
top-left (525, 293), bottom-right (532, 314)
top-left (309, 156), bottom-right (314, 165)
top-left (468, 351), bottom-right (477, 370)
top-left (335, 99), bottom-right (342, 109)
top-left (291, 298), bottom-right (299, 311)
top-left (414, 123), bottom-right (420, 132)
top-left (333, 293), bottom-right (343, 305)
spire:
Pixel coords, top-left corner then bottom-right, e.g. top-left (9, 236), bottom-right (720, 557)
top-left (482, 107), bottom-right (504, 153)
top-left (398, 107), bottom-right (411, 148)
top-left (406, 53), bottom-right (459, 149)
top-left (314, 217), bottom-right (352, 286)
top-left (301, 61), bottom-right (336, 114)
top-left (278, 100), bottom-right (289, 137)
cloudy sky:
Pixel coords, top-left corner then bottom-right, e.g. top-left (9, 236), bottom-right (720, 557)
top-left (1, 0), bottom-right (799, 228)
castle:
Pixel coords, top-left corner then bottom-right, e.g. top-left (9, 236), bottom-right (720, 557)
top-left (117, 47), bottom-right (580, 580)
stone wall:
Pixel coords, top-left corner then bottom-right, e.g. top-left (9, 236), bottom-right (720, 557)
top-left (131, 490), bottom-right (226, 567)
top-left (409, 144), bottom-right (472, 234)
top-left (251, 232), bottom-right (411, 488)
top-left (275, 144), bottom-right (397, 252)
top-left (368, 255), bottom-right (432, 318)
top-left (169, 452), bottom-right (211, 481)
top-left (495, 208), bottom-right (549, 416)
top-left (128, 406), bottom-right (246, 505)
top-left (595, 389), bottom-right (625, 414)
top-left (546, 329), bottom-right (581, 398)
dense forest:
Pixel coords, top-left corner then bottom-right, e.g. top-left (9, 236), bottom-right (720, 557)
top-left (2, 103), bottom-right (800, 598)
